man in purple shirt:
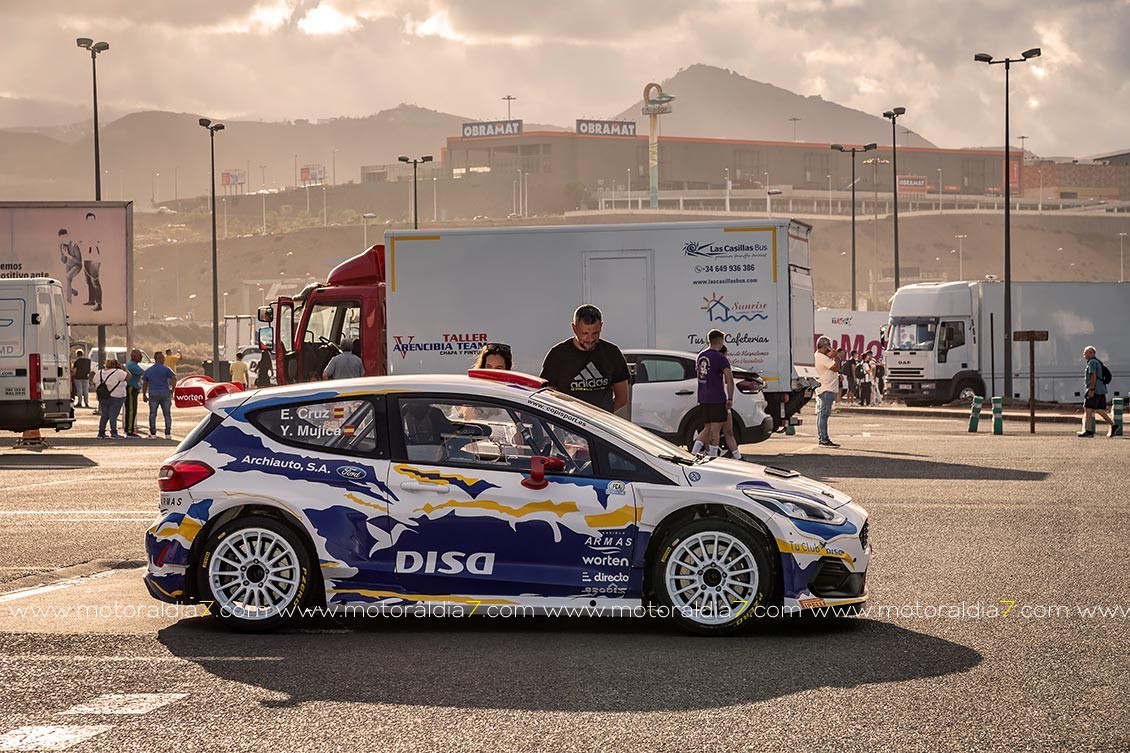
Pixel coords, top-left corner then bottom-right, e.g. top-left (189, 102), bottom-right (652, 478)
top-left (692, 329), bottom-right (735, 457)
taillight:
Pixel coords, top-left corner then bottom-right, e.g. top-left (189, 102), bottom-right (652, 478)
top-left (158, 461), bottom-right (214, 491)
top-left (29, 353), bottom-right (41, 401)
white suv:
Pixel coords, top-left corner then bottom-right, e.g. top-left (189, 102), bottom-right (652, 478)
top-left (623, 349), bottom-right (773, 447)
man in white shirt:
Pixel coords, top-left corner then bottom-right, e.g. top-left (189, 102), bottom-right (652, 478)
top-left (814, 336), bottom-right (842, 447)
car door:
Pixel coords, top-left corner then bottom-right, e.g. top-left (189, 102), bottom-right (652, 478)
top-left (387, 395), bottom-right (637, 599)
top-left (630, 355), bottom-right (698, 436)
top-left (244, 395), bottom-right (396, 594)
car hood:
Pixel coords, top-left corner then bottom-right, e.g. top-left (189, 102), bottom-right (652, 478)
top-left (681, 458), bottom-right (852, 509)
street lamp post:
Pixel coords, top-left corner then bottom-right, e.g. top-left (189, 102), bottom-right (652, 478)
top-left (937, 168), bottom-right (943, 213)
top-left (398, 155), bottom-right (433, 229)
top-left (322, 185), bottom-right (327, 227)
top-left (76, 37), bottom-right (110, 366)
top-left (260, 190), bottom-right (267, 235)
top-left (788, 116), bottom-right (801, 141)
top-left (199, 117), bottom-right (225, 380)
top-left (627, 168), bottom-right (632, 210)
top-left (1119, 232), bottom-right (1127, 282)
top-left (827, 173), bottom-right (832, 215)
top-left (502, 95), bottom-right (516, 120)
top-left (955, 234), bottom-right (967, 280)
top-left (832, 143), bottom-right (878, 311)
top-left (332, 149), bottom-right (338, 186)
top-left (724, 167), bottom-right (730, 212)
top-left (883, 107), bottom-right (907, 290)
top-left (975, 47), bottom-right (1041, 401)
top-left (362, 213), bottom-right (376, 249)
top-left (433, 176), bottom-right (438, 222)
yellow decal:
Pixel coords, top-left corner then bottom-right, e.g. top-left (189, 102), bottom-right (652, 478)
top-left (146, 579), bottom-right (185, 600)
top-left (776, 538), bottom-right (856, 567)
top-left (327, 588), bottom-right (516, 606)
top-left (416, 498), bottom-right (579, 519)
top-left (345, 492), bottom-right (387, 514)
top-left (388, 235), bottom-right (441, 293)
top-left (584, 504), bottom-right (641, 528)
top-left (1000, 599), bottom-right (1017, 617)
top-left (154, 516), bottom-right (203, 543)
top-left (395, 464), bottom-right (482, 488)
top-left (725, 225), bottom-right (779, 283)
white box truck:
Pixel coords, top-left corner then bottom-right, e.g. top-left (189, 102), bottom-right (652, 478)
top-left (262, 220), bottom-right (817, 431)
top-left (884, 281), bottom-right (1129, 405)
top-left (0, 278), bottom-right (74, 433)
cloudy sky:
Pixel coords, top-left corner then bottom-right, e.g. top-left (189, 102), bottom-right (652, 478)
top-left (4, 0), bottom-right (1127, 157)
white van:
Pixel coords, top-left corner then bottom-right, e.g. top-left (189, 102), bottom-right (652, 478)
top-left (0, 278), bottom-right (74, 433)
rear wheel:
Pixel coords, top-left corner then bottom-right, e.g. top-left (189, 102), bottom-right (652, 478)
top-left (197, 515), bottom-right (312, 632)
top-left (652, 518), bottom-right (775, 636)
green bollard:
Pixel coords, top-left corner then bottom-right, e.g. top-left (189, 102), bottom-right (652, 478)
top-left (968, 395), bottom-right (984, 433)
top-left (1113, 398), bottom-right (1124, 437)
top-left (992, 396), bottom-right (1003, 435)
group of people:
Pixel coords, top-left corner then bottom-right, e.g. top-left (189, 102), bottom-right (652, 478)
top-left (71, 347), bottom-right (182, 439)
top-left (836, 349), bottom-right (887, 407)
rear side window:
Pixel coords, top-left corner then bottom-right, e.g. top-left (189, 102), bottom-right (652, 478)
top-left (0, 298), bottom-right (26, 357)
top-left (176, 412), bottom-right (225, 454)
top-left (252, 398), bottom-right (384, 457)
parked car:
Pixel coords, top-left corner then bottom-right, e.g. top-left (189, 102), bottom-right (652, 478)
top-left (624, 349), bottom-right (773, 446)
top-left (144, 369), bottom-right (869, 634)
top-left (87, 348), bottom-right (152, 367)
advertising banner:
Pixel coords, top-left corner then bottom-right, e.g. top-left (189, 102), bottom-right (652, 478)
top-left (301, 165), bottom-right (325, 183)
top-left (576, 119), bottom-right (637, 137)
top-left (222, 169), bottom-right (245, 186)
top-left (461, 120), bottom-right (522, 138)
top-left (896, 175), bottom-right (928, 194)
top-left (0, 202), bottom-right (132, 326)
top-left (814, 309), bottom-right (890, 358)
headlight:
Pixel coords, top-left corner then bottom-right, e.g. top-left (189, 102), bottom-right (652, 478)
top-left (743, 489), bottom-right (847, 526)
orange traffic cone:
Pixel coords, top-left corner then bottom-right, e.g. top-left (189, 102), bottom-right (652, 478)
top-left (14, 429), bottom-right (47, 450)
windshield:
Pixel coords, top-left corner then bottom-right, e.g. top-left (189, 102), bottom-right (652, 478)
top-left (531, 390), bottom-right (696, 463)
top-left (888, 318), bottom-right (938, 351)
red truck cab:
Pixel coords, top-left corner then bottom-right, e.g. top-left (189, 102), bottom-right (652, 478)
top-left (258, 245), bottom-right (387, 385)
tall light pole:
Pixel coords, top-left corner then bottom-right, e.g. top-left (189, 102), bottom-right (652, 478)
top-left (975, 47), bottom-right (1041, 401)
top-left (788, 116), bottom-right (801, 141)
top-left (1119, 232), bottom-right (1127, 282)
top-left (398, 154), bottom-right (432, 229)
top-left (627, 168), bottom-right (632, 209)
top-left (433, 176), bottom-right (438, 221)
top-left (199, 117), bottom-right (225, 380)
top-left (502, 94), bottom-right (516, 120)
top-left (826, 173), bottom-right (832, 215)
top-left (322, 185), bottom-right (327, 227)
top-left (516, 169), bottom-right (524, 217)
top-left (724, 167), bottom-right (730, 212)
top-left (954, 234), bottom-right (967, 280)
top-left (937, 168), bottom-right (943, 213)
top-left (76, 37), bottom-right (110, 366)
top-left (363, 212), bottom-right (376, 248)
top-left (332, 149), bottom-right (338, 186)
top-left (832, 143), bottom-right (877, 311)
top-left (259, 189), bottom-right (267, 235)
top-left (259, 164), bottom-right (267, 188)
top-left (883, 107), bottom-right (907, 290)
top-left (642, 83), bottom-right (674, 210)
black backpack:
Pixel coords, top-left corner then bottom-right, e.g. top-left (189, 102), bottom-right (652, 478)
top-left (1100, 362), bottom-right (1112, 385)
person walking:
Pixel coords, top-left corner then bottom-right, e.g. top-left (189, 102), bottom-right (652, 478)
top-left (143, 351), bottom-right (178, 440)
top-left (71, 349), bottom-right (92, 408)
top-left (255, 350), bottom-right (273, 388)
top-left (164, 349), bottom-right (181, 372)
top-left (874, 356), bottom-right (887, 406)
top-left (691, 329), bottom-right (735, 458)
top-left (843, 349), bottom-right (859, 404)
top-left (91, 358), bottom-right (127, 439)
top-left (858, 353), bottom-right (875, 407)
top-left (814, 336), bottom-right (841, 447)
top-left (229, 351), bottom-right (250, 388)
top-left (1079, 346), bottom-right (1116, 437)
top-left (322, 339), bottom-right (365, 379)
top-left (123, 348), bottom-right (145, 437)
top-left (540, 304), bottom-right (630, 414)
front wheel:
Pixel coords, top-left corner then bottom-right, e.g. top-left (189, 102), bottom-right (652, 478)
top-left (950, 380), bottom-right (983, 405)
top-left (652, 518), bottom-right (776, 636)
top-left (197, 515), bottom-right (312, 632)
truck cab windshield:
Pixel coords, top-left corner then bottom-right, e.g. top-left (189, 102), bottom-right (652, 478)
top-left (888, 318), bottom-right (938, 351)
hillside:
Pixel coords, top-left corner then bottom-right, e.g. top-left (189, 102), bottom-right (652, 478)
top-left (613, 64), bottom-right (935, 148)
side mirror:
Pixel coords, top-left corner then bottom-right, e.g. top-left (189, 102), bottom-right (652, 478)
top-left (31, 313), bottom-right (41, 325)
top-left (521, 455), bottom-right (567, 490)
top-left (256, 326), bottom-right (274, 350)
top-left (256, 305), bottom-right (274, 324)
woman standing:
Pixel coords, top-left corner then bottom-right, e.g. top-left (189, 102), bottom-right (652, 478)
top-left (255, 350), bottom-right (273, 388)
top-left (92, 358), bottom-right (128, 439)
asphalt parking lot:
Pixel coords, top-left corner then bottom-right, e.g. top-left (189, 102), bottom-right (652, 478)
top-left (0, 406), bottom-right (1125, 752)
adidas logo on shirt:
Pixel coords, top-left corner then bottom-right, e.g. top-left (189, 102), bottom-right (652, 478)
top-left (571, 363), bottom-right (609, 391)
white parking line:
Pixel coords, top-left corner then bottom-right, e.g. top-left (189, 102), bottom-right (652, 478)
top-left (0, 570), bottom-right (119, 604)
top-left (0, 655), bottom-right (283, 663)
top-left (58, 693), bottom-right (188, 716)
top-left (0, 725), bottom-right (113, 751)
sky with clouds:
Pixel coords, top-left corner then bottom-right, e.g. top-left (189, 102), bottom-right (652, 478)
top-left (3, 0), bottom-right (1127, 157)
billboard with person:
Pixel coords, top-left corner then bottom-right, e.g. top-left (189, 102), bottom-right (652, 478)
top-left (0, 202), bottom-right (133, 326)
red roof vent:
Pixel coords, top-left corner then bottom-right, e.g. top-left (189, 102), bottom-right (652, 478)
top-left (327, 245), bottom-right (385, 287)
top-left (467, 369), bottom-right (547, 389)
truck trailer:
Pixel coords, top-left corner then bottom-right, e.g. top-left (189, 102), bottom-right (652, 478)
top-left (259, 220), bottom-right (817, 430)
top-left (884, 281), bottom-right (1128, 405)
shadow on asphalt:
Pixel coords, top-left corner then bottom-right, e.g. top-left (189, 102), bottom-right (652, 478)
top-left (158, 615), bottom-right (981, 711)
top-left (0, 453), bottom-right (97, 469)
top-left (747, 453), bottom-right (1048, 482)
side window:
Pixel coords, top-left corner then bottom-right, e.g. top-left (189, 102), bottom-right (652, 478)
top-left (942, 321), bottom-right (966, 349)
top-left (252, 398), bottom-right (382, 456)
top-left (279, 306), bottom-right (295, 354)
top-left (595, 439), bottom-right (671, 485)
top-left (636, 357), bottom-right (688, 384)
top-left (397, 397), bottom-right (594, 476)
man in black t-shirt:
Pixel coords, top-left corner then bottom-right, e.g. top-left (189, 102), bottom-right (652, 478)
top-left (540, 304), bottom-right (630, 413)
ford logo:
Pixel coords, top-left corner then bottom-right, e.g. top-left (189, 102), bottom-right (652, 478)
top-left (337, 466), bottom-right (367, 480)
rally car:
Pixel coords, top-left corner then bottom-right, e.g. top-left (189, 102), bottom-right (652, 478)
top-left (145, 369), bottom-right (869, 635)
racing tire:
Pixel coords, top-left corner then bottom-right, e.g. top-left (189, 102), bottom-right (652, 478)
top-left (197, 515), bottom-right (312, 632)
top-left (652, 517), bottom-right (776, 636)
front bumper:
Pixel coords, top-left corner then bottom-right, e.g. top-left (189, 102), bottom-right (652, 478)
top-left (886, 379), bottom-right (949, 401)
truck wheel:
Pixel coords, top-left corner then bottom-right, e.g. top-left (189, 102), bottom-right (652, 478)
top-left (951, 380), bottom-right (984, 404)
top-left (652, 518), bottom-right (775, 636)
top-left (197, 515), bottom-right (312, 632)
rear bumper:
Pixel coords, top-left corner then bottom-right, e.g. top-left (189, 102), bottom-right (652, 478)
top-left (1, 399), bottom-right (74, 432)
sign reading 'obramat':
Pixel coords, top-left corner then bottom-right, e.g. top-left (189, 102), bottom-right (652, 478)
top-left (576, 119), bottom-right (637, 137)
top-left (461, 120), bottom-right (523, 138)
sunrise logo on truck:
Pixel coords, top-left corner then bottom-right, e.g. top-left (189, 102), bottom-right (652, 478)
top-left (683, 240), bottom-right (769, 259)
